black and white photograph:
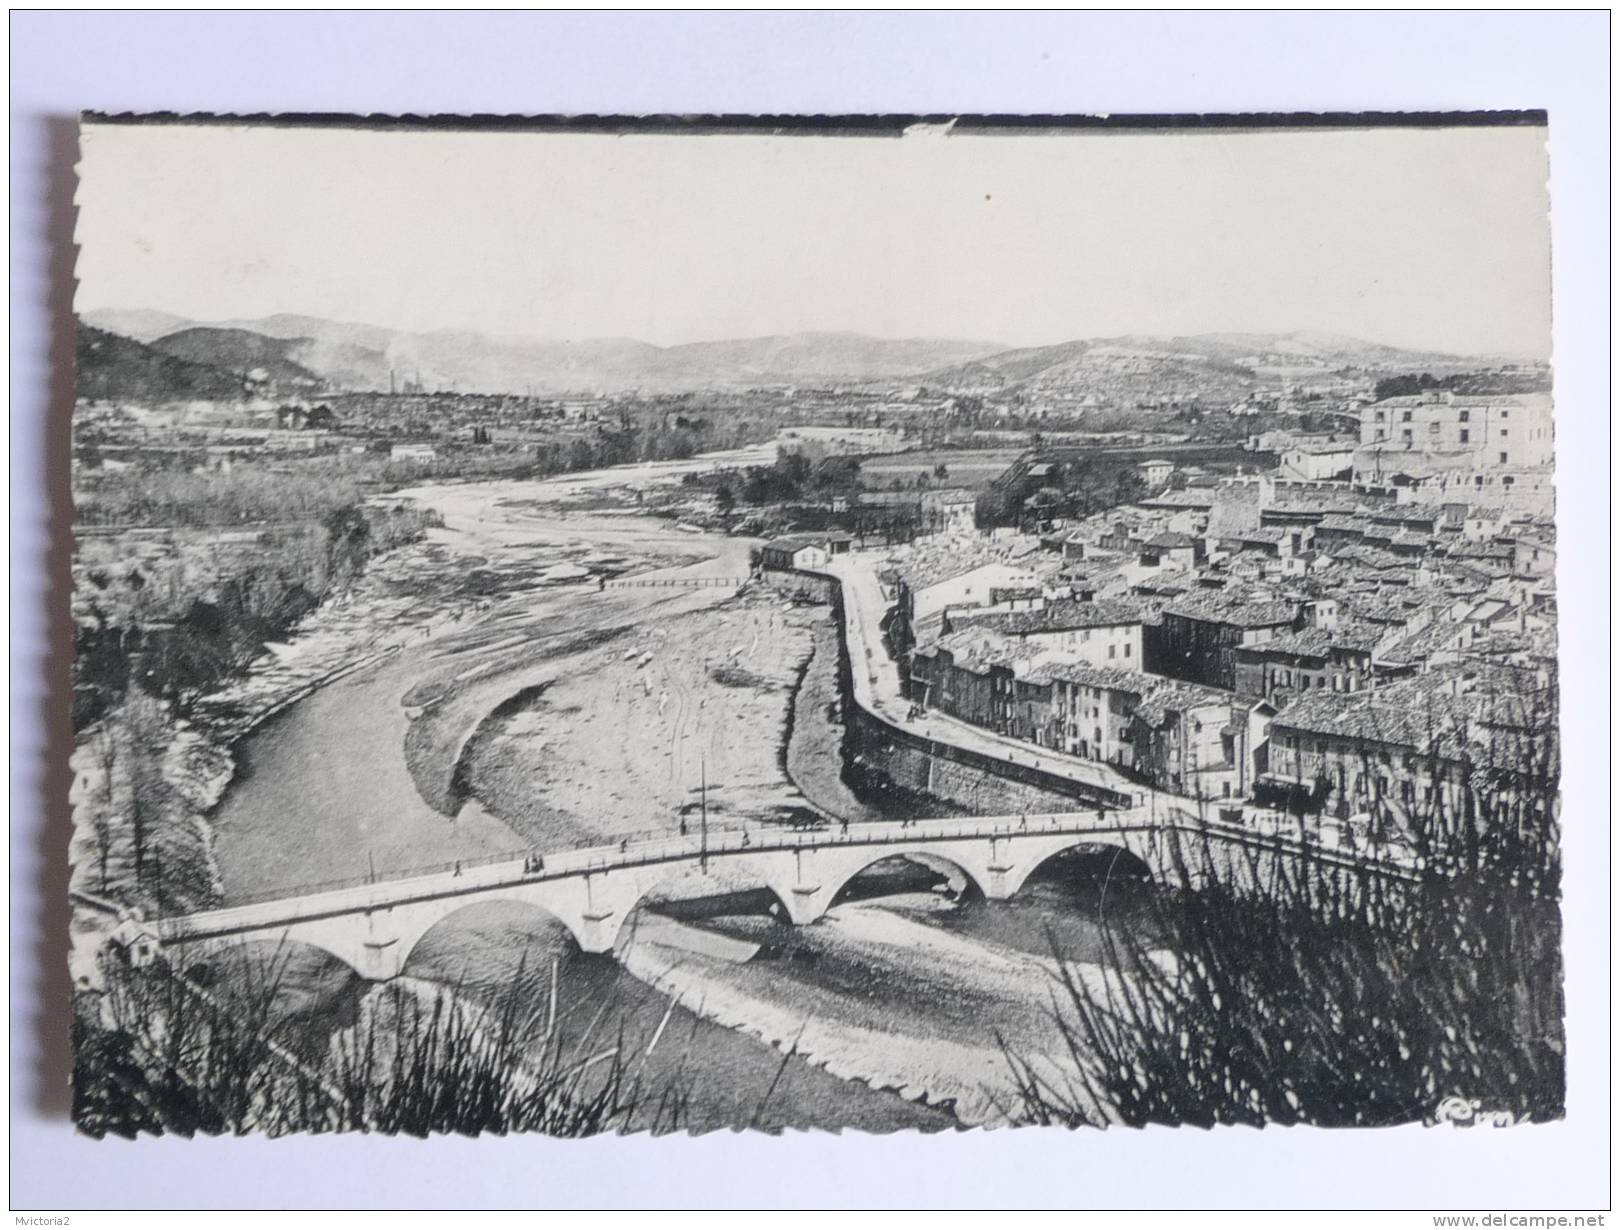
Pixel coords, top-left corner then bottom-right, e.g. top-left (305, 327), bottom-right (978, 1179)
top-left (60, 110), bottom-right (1570, 1144)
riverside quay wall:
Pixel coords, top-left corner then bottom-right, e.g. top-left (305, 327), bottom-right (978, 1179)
top-left (844, 701), bottom-right (1132, 816)
top-left (798, 565), bottom-right (1133, 817)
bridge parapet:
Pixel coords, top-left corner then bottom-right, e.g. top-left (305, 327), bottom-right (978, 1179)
top-left (145, 806), bottom-right (1417, 982)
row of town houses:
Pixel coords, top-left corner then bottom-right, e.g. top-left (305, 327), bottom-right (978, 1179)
top-left (864, 471), bottom-right (1555, 830)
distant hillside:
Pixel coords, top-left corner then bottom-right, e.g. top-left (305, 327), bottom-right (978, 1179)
top-left (923, 337), bottom-right (1255, 401)
top-left (922, 331), bottom-right (1487, 400)
top-left (206, 314), bottom-right (398, 390)
top-left (1144, 331), bottom-right (1486, 372)
top-left (75, 324), bottom-right (246, 403)
top-left (211, 313), bottom-right (399, 353)
top-left (83, 309), bottom-right (1007, 394)
top-left (381, 330), bottom-right (1004, 393)
top-left (397, 332), bottom-right (679, 395)
top-left (931, 340), bottom-right (1098, 390)
top-left (149, 327), bottom-right (324, 388)
top-left (77, 308), bottom-right (195, 344)
top-left (83, 311), bottom-right (396, 391)
top-left (80, 310), bottom-right (1499, 399)
top-left (668, 332), bottom-right (1004, 383)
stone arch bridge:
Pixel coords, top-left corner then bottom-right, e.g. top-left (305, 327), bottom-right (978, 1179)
top-left (141, 807), bottom-right (1404, 982)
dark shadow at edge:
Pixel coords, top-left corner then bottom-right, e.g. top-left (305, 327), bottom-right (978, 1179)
top-left (33, 114), bottom-right (80, 1117)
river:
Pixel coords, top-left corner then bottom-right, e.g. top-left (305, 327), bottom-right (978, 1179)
top-left (203, 450), bottom-right (1163, 1131)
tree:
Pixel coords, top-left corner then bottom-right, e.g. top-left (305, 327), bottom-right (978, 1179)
top-left (780, 452), bottom-right (811, 487)
top-left (1373, 372), bottom-right (1445, 402)
top-left (566, 438), bottom-right (596, 472)
top-left (1026, 486), bottom-right (1067, 527)
top-left (322, 505), bottom-right (372, 580)
top-left (89, 726), bottom-right (120, 893)
top-left (120, 692), bottom-right (173, 896)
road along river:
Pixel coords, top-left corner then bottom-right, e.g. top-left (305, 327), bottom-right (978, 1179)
top-left (202, 450), bottom-right (1166, 1131)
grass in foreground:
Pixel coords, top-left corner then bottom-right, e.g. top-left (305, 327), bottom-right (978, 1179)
top-left (1003, 783), bottom-right (1563, 1129)
top-left (72, 944), bottom-right (696, 1138)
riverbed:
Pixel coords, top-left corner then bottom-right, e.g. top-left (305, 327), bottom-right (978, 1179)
top-left (202, 451), bottom-right (1159, 1131)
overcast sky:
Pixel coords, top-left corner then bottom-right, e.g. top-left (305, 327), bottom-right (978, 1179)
top-left (76, 120), bottom-right (1552, 357)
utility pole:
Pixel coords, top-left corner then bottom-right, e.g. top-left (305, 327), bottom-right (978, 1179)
top-left (699, 756), bottom-right (709, 872)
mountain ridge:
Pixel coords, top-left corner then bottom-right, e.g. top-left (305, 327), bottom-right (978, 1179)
top-left (149, 327), bottom-right (325, 388)
top-left (79, 309), bottom-right (1509, 399)
top-left (76, 324), bottom-right (248, 403)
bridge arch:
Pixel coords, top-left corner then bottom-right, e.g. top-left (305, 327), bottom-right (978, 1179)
top-left (157, 924), bottom-right (404, 987)
top-left (175, 931), bottom-right (366, 990)
top-left (392, 896), bottom-right (588, 981)
top-left (828, 849), bottom-right (984, 906)
top-left (603, 860), bottom-right (802, 953)
top-left (795, 845), bottom-right (992, 925)
top-left (1004, 839), bottom-right (1160, 901)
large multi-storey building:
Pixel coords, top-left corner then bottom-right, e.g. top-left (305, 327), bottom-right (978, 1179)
top-left (1145, 595), bottom-right (1300, 691)
top-left (1263, 665), bottom-right (1552, 833)
top-left (1026, 660), bottom-right (1147, 763)
top-left (943, 598), bottom-right (1146, 668)
top-left (1354, 391), bottom-right (1555, 512)
top-left (1358, 391), bottom-right (1553, 467)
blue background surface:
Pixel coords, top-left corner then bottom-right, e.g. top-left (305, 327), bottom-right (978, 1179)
top-left (9, 11), bottom-right (1609, 1211)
